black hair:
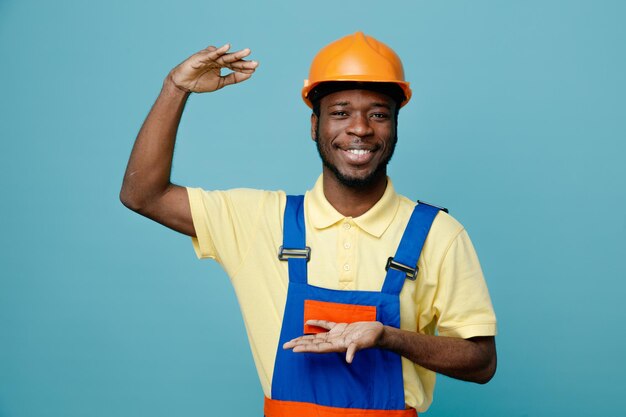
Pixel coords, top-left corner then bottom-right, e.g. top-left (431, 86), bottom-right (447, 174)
top-left (310, 81), bottom-right (405, 119)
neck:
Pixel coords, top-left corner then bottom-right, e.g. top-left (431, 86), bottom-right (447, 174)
top-left (321, 168), bottom-right (388, 217)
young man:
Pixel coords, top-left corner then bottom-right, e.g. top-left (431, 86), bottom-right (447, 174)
top-left (121, 32), bottom-right (497, 416)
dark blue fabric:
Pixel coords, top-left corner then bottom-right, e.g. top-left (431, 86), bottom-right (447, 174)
top-left (382, 203), bottom-right (440, 295)
top-left (283, 195), bottom-right (307, 284)
top-left (271, 197), bottom-right (440, 410)
top-left (272, 282), bottom-right (404, 409)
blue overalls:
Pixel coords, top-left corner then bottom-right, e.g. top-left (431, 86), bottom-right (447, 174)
top-left (265, 196), bottom-right (442, 417)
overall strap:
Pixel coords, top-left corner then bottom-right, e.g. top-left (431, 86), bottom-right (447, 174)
top-left (279, 195), bottom-right (309, 284)
top-left (382, 202), bottom-right (442, 295)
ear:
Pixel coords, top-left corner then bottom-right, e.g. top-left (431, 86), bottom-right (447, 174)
top-left (310, 113), bottom-right (318, 142)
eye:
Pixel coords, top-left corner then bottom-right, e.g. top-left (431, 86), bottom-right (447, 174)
top-left (371, 112), bottom-right (389, 119)
top-left (330, 111), bottom-right (348, 117)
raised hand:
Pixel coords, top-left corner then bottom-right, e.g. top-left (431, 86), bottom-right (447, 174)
top-left (168, 43), bottom-right (258, 93)
top-left (283, 320), bottom-right (384, 363)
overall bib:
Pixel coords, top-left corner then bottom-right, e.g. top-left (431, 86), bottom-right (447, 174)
top-left (265, 196), bottom-right (441, 417)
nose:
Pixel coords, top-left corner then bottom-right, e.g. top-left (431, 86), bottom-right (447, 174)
top-left (346, 113), bottom-right (374, 138)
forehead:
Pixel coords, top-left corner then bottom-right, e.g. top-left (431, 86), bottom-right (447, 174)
top-left (319, 89), bottom-right (395, 108)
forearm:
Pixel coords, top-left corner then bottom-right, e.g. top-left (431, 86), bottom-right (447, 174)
top-left (379, 327), bottom-right (496, 384)
top-left (120, 76), bottom-right (189, 211)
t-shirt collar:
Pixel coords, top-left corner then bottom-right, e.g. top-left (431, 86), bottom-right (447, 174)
top-left (306, 174), bottom-right (400, 238)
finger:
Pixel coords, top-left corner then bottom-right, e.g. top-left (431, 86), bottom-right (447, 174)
top-left (219, 71), bottom-right (253, 89)
top-left (291, 333), bottom-right (348, 351)
top-left (196, 46), bottom-right (257, 72)
top-left (293, 334), bottom-right (318, 342)
top-left (346, 342), bottom-right (358, 363)
top-left (229, 59), bottom-right (258, 67)
top-left (284, 334), bottom-right (329, 349)
top-left (224, 64), bottom-right (258, 75)
top-left (195, 59), bottom-right (257, 73)
top-left (286, 333), bottom-right (331, 347)
top-left (288, 334), bottom-right (330, 346)
top-left (217, 43), bottom-right (231, 52)
top-left (218, 48), bottom-right (252, 64)
top-left (293, 341), bottom-right (337, 353)
top-left (227, 67), bottom-right (256, 75)
top-left (227, 60), bottom-right (259, 72)
top-left (190, 45), bottom-right (218, 64)
top-left (283, 335), bottom-right (317, 349)
top-left (189, 45), bottom-right (225, 68)
top-left (305, 320), bottom-right (337, 330)
top-left (199, 43), bottom-right (231, 61)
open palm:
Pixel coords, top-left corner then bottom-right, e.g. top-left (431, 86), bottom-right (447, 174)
top-left (284, 320), bottom-right (384, 363)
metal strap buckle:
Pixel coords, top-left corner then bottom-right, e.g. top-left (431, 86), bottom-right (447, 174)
top-left (278, 246), bottom-right (311, 262)
top-left (385, 257), bottom-right (418, 280)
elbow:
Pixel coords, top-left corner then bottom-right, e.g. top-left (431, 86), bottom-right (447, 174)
top-left (463, 336), bottom-right (497, 384)
top-left (473, 350), bottom-right (497, 384)
top-left (119, 173), bottom-right (158, 213)
top-left (119, 170), bottom-right (172, 213)
top-left (119, 181), bottom-right (170, 217)
top-left (119, 184), bottom-right (147, 213)
top-left (120, 191), bottom-right (137, 211)
top-left (474, 360), bottom-right (496, 384)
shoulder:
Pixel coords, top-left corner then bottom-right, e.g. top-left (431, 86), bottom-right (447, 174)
top-left (396, 195), bottom-right (468, 268)
top-left (431, 210), bottom-right (465, 242)
top-left (187, 187), bottom-right (286, 211)
top-left (396, 195), bottom-right (465, 238)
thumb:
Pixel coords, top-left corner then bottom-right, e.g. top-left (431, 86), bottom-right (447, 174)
top-left (346, 342), bottom-right (358, 364)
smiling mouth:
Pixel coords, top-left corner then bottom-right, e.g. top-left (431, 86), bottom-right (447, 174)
top-left (339, 147), bottom-right (377, 165)
top-left (346, 149), bottom-right (371, 156)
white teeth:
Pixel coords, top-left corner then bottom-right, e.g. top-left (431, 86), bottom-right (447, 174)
top-left (347, 149), bottom-right (370, 155)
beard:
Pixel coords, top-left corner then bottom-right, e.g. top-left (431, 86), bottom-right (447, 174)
top-left (315, 132), bottom-right (397, 190)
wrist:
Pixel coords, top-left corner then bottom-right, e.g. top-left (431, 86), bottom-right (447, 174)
top-left (163, 73), bottom-right (191, 97)
top-left (377, 325), bottom-right (395, 350)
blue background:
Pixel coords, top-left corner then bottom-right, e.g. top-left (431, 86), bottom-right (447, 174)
top-left (1, 1), bottom-right (625, 416)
